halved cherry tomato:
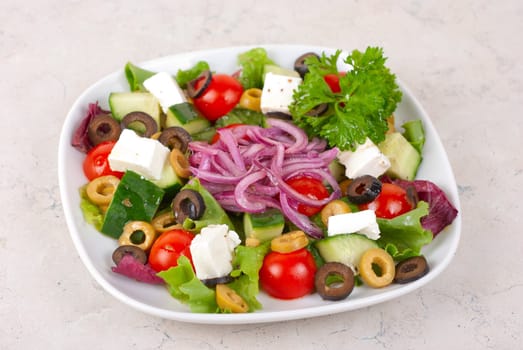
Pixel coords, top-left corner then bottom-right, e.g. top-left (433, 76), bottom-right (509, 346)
top-left (359, 183), bottom-right (414, 219)
top-left (83, 141), bottom-right (123, 181)
top-left (192, 74), bottom-right (243, 122)
top-left (324, 72), bottom-right (346, 93)
top-left (148, 229), bottom-right (195, 272)
top-left (210, 123), bottom-right (244, 144)
top-left (286, 176), bottom-right (330, 216)
top-left (259, 248), bottom-right (317, 300)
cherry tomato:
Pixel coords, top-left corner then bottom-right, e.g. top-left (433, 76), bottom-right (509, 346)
top-left (286, 176), bottom-right (330, 216)
top-left (323, 72), bottom-right (346, 93)
top-left (259, 248), bottom-right (317, 300)
top-left (359, 183), bottom-right (414, 219)
top-left (210, 123), bottom-right (244, 144)
top-left (193, 74), bottom-right (243, 122)
top-left (148, 229), bottom-right (195, 272)
top-left (83, 141), bottom-right (123, 181)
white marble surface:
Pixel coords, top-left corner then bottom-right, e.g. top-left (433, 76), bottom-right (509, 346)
top-left (2, 0), bottom-right (522, 348)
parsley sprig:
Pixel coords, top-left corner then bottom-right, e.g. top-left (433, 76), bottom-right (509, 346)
top-left (289, 47), bottom-right (402, 151)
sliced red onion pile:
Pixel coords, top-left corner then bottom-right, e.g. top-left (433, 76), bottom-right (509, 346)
top-left (189, 118), bottom-right (341, 238)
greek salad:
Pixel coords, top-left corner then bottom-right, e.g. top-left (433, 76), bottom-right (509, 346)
top-left (71, 47), bottom-right (458, 313)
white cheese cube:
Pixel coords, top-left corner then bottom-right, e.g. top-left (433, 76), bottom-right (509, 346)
top-left (328, 209), bottom-right (381, 240)
top-left (260, 72), bottom-right (302, 115)
top-left (108, 129), bottom-right (170, 180)
top-left (337, 138), bottom-right (391, 179)
top-left (190, 224), bottom-right (241, 280)
top-left (143, 72), bottom-right (187, 113)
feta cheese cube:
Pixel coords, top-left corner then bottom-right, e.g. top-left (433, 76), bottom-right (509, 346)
top-left (190, 224), bottom-right (241, 280)
top-left (143, 72), bottom-right (187, 113)
top-left (337, 138), bottom-right (391, 179)
top-left (260, 72), bottom-right (302, 115)
top-left (108, 129), bottom-right (170, 180)
top-left (327, 209), bottom-right (381, 240)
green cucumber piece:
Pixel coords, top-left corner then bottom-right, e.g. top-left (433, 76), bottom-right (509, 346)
top-left (165, 102), bottom-right (211, 135)
top-left (243, 209), bottom-right (285, 243)
top-left (151, 162), bottom-right (184, 208)
top-left (314, 233), bottom-right (378, 270)
top-left (378, 132), bottom-right (422, 180)
top-left (101, 171), bottom-right (164, 239)
top-left (108, 92), bottom-right (161, 128)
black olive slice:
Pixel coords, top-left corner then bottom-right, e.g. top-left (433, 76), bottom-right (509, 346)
top-left (87, 113), bottom-right (122, 146)
top-left (294, 52), bottom-right (320, 78)
top-left (315, 262), bottom-right (355, 301)
top-left (187, 70), bottom-right (212, 99)
top-left (264, 111), bottom-right (292, 120)
top-left (394, 256), bottom-right (429, 284)
top-left (346, 175), bottom-right (382, 205)
top-left (121, 111), bottom-right (158, 138)
top-left (201, 274), bottom-right (234, 288)
top-left (158, 126), bottom-right (192, 153)
top-left (305, 103), bottom-right (328, 117)
top-left (172, 189), bottom-right (206, 225)
top-left (112, 245), bottom-right (147, 265)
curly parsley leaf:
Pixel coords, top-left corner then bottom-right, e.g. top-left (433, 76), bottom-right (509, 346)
top-left (289, 47), bottom-right (402, 151)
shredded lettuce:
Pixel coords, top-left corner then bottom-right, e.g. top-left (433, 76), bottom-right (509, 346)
top-left (237, 48), bottom-right (275, 89)
top-left (157, 256), bottom-right (218, 313)
top-left (290, 47), bottom-right (403, 151)
top-left (377, 201), bottom-right (433, 260)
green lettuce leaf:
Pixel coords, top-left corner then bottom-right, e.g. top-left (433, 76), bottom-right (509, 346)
top-left (228, 242), bottom-right (270, 311)
top-left (377, 201), bottom-right (433, 260)
top-left (290, 47), bottom-right (402, 151)
top-left (124, 62), bottom-right (156, 92)
top-left (180, 178), bottom-right (235, 231)
top-left (402, 119), bottom-right (425, 155)
top-left (176, 61), bottom-right (210, 88)
top-left (237, 48), bottom-right (275, 89)
top-left (157, 256), bottom-right (218, 313)
top-left (79, 186), bottom-right (104, 231)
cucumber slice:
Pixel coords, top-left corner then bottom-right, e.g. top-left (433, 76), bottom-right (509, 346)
top-left (165, 102), bottom-right (211, 135)
top-left (101, 171), bottom-right (164, 239)
top-left (151, 162), bottom-right (185, 208)
top-left (108, 92), bottom-right (161, 128)
top-left (244, 209), bottom-right (285, 243)
top-left (378, 132), bottom-right (421, 180)
top-left (314, 233), bottom-right (379, 270)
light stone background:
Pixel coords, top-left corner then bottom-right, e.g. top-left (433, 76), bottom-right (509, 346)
top-left (2, 0), bottom-right (522, 349)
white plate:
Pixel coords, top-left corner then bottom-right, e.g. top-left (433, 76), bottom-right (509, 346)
top-left (58, 44), bottom-right (461, 324)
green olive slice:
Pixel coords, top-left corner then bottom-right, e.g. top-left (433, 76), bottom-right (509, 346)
top-left (346, 175), bottom-right (382, 204)
top-left (120, 111), bottom-right (158, 138)
top-left (394, 256), bottom-right (430, 284)
top-left (315, 262), bottom-right (355, 301)
top-left (87, 113), bottom-right (122, 146)
top-left (172, 189), bottom-right (206, 225)
top-left (158, 126), bottom-right (192, 153)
